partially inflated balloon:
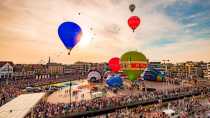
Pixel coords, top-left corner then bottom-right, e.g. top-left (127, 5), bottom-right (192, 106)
top-left (108, 57), bottom-right (121, 72)
top-left (87, 70), bottom-right (102, 82)
top-left (121, 51), bottom-right (148, 81)
top-left (128, 16), bottom-right (140, 32)
top-left (143, 66), bottom-right (165, 81)
top-left (106, 74), bottom-right (123, 87)
top-left (58, 22), bottom-right (82, 55)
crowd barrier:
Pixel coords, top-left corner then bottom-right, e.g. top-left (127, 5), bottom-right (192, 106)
top-left (56, 90), bottom-right (209, 118)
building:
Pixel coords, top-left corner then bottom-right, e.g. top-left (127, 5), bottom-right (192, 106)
top-left (32, 64), bottom-right (48, 79)
top-left (69, 62), bottom-right (91, 75)
top-left (166, 61), bottom-right (208, 79)
top-left (46, 57), bottom-right (64, 78)
top-left (63, 62), bottom-right (106, 76)
top-left (149, 62), bottom-right (165, 74)
top-left (177, 63), bottom-right (188, 79)
top-left (197, 61), bottom-right (207, 78)
top-left (13, 64), bottom-right (35, 79)
top-left (47, 63), bottom-right (64, 77)
top-left (207, 62), bottom-right (210, 80)
top-left (0, 61), bottom-right (14, 80)
top-left (185, 61), bottom-right (201, 79)
top-left (63, 65), bottom-right (75, 75)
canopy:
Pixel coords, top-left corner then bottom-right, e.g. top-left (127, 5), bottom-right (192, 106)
top-left (0, 93), bottom-right (45, 118)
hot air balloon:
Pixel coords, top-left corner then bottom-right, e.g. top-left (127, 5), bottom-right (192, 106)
top-left (106, 74), bottom-right (123, 88)
top-left (128, 16), bottom-right (141, 32)
top-left (129, 4), bottom-right (136, 12)
top-left (103, 71), bottom-right (112, 79)
top-left (58, 22), bottom-right (82, 55)
top-left (108, 57), bottom-right (121, 73)
top-left (87, 70), bottom-right (102, 83)
top-left (121, 51), bottom-right (148, 81)
top-left (143, 66), bottom-right (165, 82)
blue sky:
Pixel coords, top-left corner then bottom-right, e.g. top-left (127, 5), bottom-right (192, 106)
top-left (165, 0), bottom-right (210, 38)
top-left (0, 0), bottom-right (209, 63)
top-left (146, 0), bottom-right (210, 47)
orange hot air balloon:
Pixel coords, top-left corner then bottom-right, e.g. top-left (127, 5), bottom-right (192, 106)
top-left (128, 16), bottom-right (141, 32)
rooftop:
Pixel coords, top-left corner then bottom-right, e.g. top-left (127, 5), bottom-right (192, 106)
top-left (0, 93), bottom-right (45, 118)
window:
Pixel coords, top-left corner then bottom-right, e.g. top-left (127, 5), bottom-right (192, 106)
top-left (1, 75), bottom-right (4, 78)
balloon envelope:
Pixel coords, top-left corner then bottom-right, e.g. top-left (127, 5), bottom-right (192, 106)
top-left (129, 4), bottom-right (136, 12)
top-left (87, 70), bottom-right (102, 82)
top-left (58, 22), bottom-right (82, 50)
top-left (106, 75), bottom-right (123, 87)
top-left (108, 57), bottom-right (121, 72)
top-left (143, 67), bottom-right (165, 81)
top-left (103, 71), bottom-right (112, 78)
top-left (121, 51), bottom-right (148, 81)
top-left (128, 16), bottom-right (140, 32)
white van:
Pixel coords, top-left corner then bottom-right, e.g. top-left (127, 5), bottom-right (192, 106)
top-left (163, 109), bottom-right (179, 118)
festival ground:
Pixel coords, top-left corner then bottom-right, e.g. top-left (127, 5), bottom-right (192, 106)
top-left (47, 79), bottom-right (191, 104)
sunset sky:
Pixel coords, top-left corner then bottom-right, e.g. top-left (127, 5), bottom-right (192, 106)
top-left (0, 0), bottom-right (210, 64)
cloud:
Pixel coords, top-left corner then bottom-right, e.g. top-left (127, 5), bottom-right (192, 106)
top-left (0, 0), bottom-right (209, 63)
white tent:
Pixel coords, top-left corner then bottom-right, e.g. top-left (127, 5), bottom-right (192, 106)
top-left (0, 92), bottom-right (45, 118)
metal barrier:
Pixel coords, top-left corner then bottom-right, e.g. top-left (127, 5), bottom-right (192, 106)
top-left (56, 90), bottom-right (207, 118)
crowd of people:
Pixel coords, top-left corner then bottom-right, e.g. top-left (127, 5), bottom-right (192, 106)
top-left (1, 75), bottom-right (210, 118)
top-left (96, 95), bottom-right (210, 118)
top-left (103, 106), bottom-right (170, 118)
top-left (0, 85), bottom-right (21, 106)
top-left (30, 86), bottom-right (210, 118)
top-left (169, 96), bottom-right (210, 117)
top-left (0, 74), bottom-right (83, 107)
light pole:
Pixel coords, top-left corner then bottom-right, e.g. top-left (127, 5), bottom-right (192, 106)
top-left (69, 79), bottom-right (72, 107)
top-left (6, 65), bottom-right (9, 85)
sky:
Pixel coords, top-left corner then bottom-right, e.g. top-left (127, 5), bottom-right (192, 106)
top-left (0, 0), bottom-right (210, 64)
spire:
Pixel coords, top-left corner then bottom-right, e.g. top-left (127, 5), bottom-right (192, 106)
top-left (48, 57), bottom-right (51, 64)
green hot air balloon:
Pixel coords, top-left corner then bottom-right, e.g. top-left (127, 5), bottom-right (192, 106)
top-left (121, 51), bottom-right (148, 81)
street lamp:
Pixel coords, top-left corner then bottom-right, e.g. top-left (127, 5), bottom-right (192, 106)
top-left (6, 65), bottom-right (9, 85)
top-left (69, 79), bottom-right (72, 107)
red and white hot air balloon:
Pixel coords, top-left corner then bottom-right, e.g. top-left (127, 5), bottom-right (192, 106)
top-left (128, 16), bottom-right (141, 32)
